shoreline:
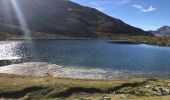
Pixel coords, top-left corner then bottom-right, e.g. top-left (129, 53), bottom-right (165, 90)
top-left (0, 38), bottom-right (96, 42)
top-left (0, 62), bottom-right (122, 80)
top-left (0, 62), bottom-right (170, 80)
top-left (1, 37), bottom-right (170, 47)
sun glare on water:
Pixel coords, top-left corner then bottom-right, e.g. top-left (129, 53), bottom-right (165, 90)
top-left (0, 0), bottom-right (37, 61)
top-left (0, 41), bottom-right (21, 60)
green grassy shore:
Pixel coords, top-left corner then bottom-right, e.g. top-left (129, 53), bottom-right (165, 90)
top-left (110, 35), bottom-right (170, 46)
top-left (0, 74), bottom-right (170, 100)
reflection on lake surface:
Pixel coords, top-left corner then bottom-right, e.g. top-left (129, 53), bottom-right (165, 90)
top-left (1, 40), bottom-right (170, 78)
top-left (0, 41), bottom-right (21, 60)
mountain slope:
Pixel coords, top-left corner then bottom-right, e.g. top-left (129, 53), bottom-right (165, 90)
top-left (0, 0), bottom-right (151, 39)
top-left (150, 26), bottom-right (170, 37)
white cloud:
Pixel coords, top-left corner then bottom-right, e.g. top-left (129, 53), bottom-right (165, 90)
top-left (119, 0), bottom-right (131, 4)
top-left (95, 6), bottom-right (105, 11)
top-left (131, 4), bottom-right (156, 12)
top-left (132, 5), bottom-right (143, 9)
top-left (143, 6), bottom-right (156, 12)
top-left (89, 0), bottom-right (131, 11)
top-left (92, 0), bottom-right (131, 5)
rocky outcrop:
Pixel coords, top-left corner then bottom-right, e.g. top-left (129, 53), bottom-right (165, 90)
top-left (0, 60), bottom-right (12, 67)
top-left (151, 87), bottom-right (170, 96)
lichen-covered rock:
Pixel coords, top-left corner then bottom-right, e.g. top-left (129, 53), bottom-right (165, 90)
top-left (151, 87), bottom-right (170, 96)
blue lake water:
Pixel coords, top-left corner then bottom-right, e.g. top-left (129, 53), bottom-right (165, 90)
top-left (1, 40), bottom-right (170, 78)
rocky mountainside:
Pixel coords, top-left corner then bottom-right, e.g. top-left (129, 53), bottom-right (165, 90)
top-left (0, 0), bottom-right (151, 39)
top-left (150, 26), bottom-right (170, 37)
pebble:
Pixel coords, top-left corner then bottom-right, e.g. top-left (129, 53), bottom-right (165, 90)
top-left (99, 96), bottom-right (111, 100)
top-left (145, 85), bottom-right (152, 88)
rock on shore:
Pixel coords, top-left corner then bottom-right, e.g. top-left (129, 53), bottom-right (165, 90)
top-left (0, 62), bottom-right (122, 79)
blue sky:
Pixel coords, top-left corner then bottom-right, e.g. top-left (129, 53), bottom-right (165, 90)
top-left (71, 0), bottom-right (170, 31)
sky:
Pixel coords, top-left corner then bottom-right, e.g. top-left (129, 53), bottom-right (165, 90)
top-left (71, 0), bottom-right (170, 31)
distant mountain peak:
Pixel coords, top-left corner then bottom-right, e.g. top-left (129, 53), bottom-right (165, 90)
top-left (150, 26), bottom-right (170, 36)
top-left (158, 26), bottom-right (170, 31)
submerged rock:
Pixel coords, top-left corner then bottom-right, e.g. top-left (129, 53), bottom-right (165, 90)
top-left (0, 62), bottom-right (121, 79)
top-left (0, 62), bottom-right (59, 77)
top-left (0, 60), bottom-right (12, 67)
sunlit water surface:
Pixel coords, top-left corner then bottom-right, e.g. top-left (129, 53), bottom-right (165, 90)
top-left (1, 40), bottom-right (170, 79)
